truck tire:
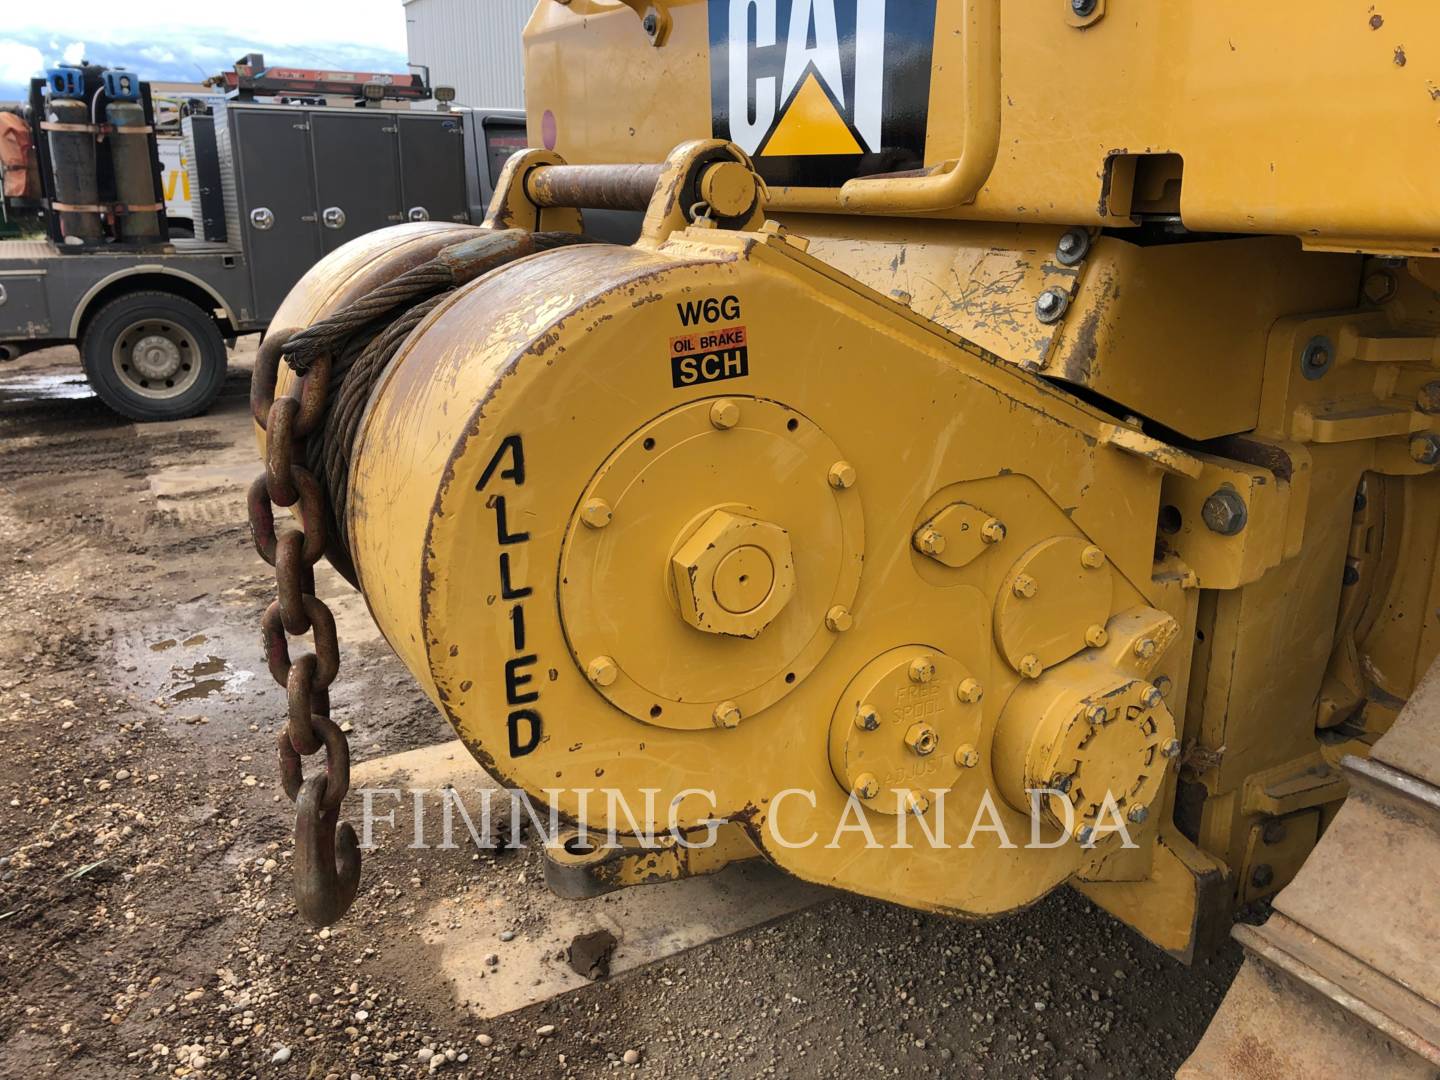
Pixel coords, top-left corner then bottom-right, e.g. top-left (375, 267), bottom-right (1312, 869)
top-left (79, 290), bottom-right (227, 422)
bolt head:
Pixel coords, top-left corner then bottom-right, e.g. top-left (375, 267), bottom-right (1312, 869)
top-left (1051, 773), bottom-right (1074, 794)
top-left (1409, 433), bottom-right (1440, 466)
top-left (580, 498), bottom-right (613, 529)
top-left (853, 773), bottom-right (880, 800)
top-left (1085, 624), bottom-right (1109, 648)
top-left (1418, 380), bottom-right (1440, 416)
top-left (1056, 228), bottom-right (1091, 266)
top-left (1161, 738), bottom-right (1182, 759)
top-left (1018, 654), bottom-right (1043, 679)
top-left (1071, 0), bottom-right (1097, 15)
top-left (914, 527), bottom-right (947, 556)
top-left (855, 704), bottom-right (880, 731)
top-left (587, 656), bottom-right (619, 687)
top-left (1201, 489), bottom-right (1248, 535)
top-left (1300, 339), bottom-right (1332, 379)
top-left (1133, 637), bottom-right (1157, 660)
top-left (1080, 545), bottom-right (1105, 569)
top-left (825, 605), bottom-right (853, 633)
top-left (1035, 288), bottom-right (1069, 323)
top-left (981, 518), bottom-right (1007, 544)
top-left (1127, 804), bottom-right (1150, 824)
top-left (1141, 685), bottom-right (1163, 709)
top-left (712, 701), bottom-right (742, 728)
top-left (1012, 574), bottom-right (1038, 599)
top-left (1262, 818), bottom-right (1288, 845)
top-left (1250, 863), bottom-right (1275, 890)
top-left (904, 790), bottom-right (932, 816)
top-left (709, 399), bottom-right (740, 430)
top-left (908, 656), bottom-right (936, 684)
top-left (955, 744), bottom-right (980, 768)
top-left (1076, 825), bottom-right (1095, 845)
top-left (1083, 703), bottom-right (1108, 726)
top-left (642, 11), bottom-right (658, 33)
top-left (904, 722), bottom-right (939, 757)
top-left (827, 460), bottom-right (857, 489)
top-left (956, 678), bottom-right (984, 704)
top-left (1153, 674), bottom-right (1172, 698)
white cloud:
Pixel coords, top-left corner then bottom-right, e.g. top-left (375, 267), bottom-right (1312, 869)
top-left (9, 1), bottom-right (407, 55)
top-left (0, 40), bottom-right (45, 87)
top-left (61, 41), bottom-right (86, 66)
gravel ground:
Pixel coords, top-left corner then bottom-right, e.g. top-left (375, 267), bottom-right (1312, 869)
top-left (0, 342), bottom-right (1241, 1078)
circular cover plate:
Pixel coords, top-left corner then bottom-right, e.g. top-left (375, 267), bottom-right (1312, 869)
top-left (560, 397), bottom-right (864, 730)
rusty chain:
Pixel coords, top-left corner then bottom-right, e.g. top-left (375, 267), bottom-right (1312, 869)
top-left (246, 228), bottom-right (600, 927)
top-left (247, 331), bottom-right (359, 926)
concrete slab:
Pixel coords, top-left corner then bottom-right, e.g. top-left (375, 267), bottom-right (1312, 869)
top-left (352, 741), bottom-right (831, 1019)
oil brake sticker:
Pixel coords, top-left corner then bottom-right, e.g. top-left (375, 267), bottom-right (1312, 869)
top-left (670, 324), bottom-right (750, 389)
top-left (709, 0), bottom-right (938, 189)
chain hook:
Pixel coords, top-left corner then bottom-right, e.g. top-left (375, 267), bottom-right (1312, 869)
top-left (293, 772), bottom-right (361, 926)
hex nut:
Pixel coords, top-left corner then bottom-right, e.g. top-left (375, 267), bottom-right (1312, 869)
top-left (709, 399), bottom-right (740, 430)
top-left (955, 744), bottom-right (980, 768)
top-left (1018, 654), bottom-right (1043, 679)
top-left (1035, 288), bottom-right (1069, 323)
top-left (1080, 545), bottom-right (1105, 569)
top-left (908, 656), bottom-right (936, 684)
top-left (1083, 703), bottom-right (1108, 725)
top-left (853, 773), bottom-right (880, 800)
top-left (1056, 227), bottom-right (1091, 266)
top-left (855, 704), bottom-right (881, 731)
top-left (1300, 336), bottom-right (1333, 380)
top-left (981, 518), bottom-right (1007, 544)
top-left (670, 510), bottom-right (794, 638)
top-left (904, 722), bottom-right (939, 756)
top-left (1085, 624), bottom-right (1109, 648)
top-left (1012, 574), bottom-right (1038, 599)
top-left (1161, 738), bottom-right (1182, 759)
top-left (914, 527), bottom-right (947, 556)
top-left (1409, 433), bottom-right (1440, 466)
top-left (827, 461), bottom-right (857, 489)
top-left (587, 656), bottom-right (619, 687)
top-left (1418, 381), bottom-right (1440, 416)
top-left (1133, 637), bottom-right (1157, 660)
top-left (904, 791), bottom-right (931, 816)
top-left (1250, 863), bottom-right (1275, 889)
top-left (825, 605), bottom-right (854, 632)
top-left (956, 678), bottom-right (984, 704)
top-left (1140, 684), bottom-right (1164, 709)
top-left (1201, 489), bottom-right (1248, 535)
top-left (1262, 818), bottom-right (1288, 845)
top-left (581, 498), bottom-right (613, 529)
top-left (713, 701), bottom-right (742, 728)
top-left (1127, 804), bottom-right (1149, 824)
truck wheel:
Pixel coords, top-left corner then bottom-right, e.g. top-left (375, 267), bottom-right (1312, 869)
top-left (80, 290), bottom-right (227, 422)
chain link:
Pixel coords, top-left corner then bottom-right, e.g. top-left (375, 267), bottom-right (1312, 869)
top-left (247, 327), bottom-right (359, 927)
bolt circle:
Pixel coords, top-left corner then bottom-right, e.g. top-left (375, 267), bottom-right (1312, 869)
top-left (580, 498), bottom-right (613, 529)
top-left (709, 398), bottom-right (740, 430)
top-left (825, 605), bottom-right (854, 632)
top-left (587, 655), bottom-right (619, 687)
top-left (827, 460), bottom-right (857, 489)
top-left (713, 700), bottom-right (742, 728)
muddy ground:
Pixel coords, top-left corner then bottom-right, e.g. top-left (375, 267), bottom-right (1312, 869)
top-left (0, 341), bottom-right (1241, 1079)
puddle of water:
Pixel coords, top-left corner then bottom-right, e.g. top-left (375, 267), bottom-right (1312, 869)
top-left (186, 655), bottom-right (227, 677)
top-left (174, 678), bottom-right (228, 701)
top-left (183, 633), bottom-right (208, 647)
top-left (150, 639), bottom-right (178, 652)
top-left (0, 373), bottom-right (95, 401)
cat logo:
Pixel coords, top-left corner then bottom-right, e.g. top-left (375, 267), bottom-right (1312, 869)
top-left (709, 0), bottom-right (937, 188)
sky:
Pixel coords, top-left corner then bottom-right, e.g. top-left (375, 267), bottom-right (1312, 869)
top-left (0, 1), bottom-right (411, 101)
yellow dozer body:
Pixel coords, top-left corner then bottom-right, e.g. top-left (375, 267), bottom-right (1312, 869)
top-left (253, 3), bottom-right (1440, 1074)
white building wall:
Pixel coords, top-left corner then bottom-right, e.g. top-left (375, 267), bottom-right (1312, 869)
top-left (403, 0), bottom-right (531, 109)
